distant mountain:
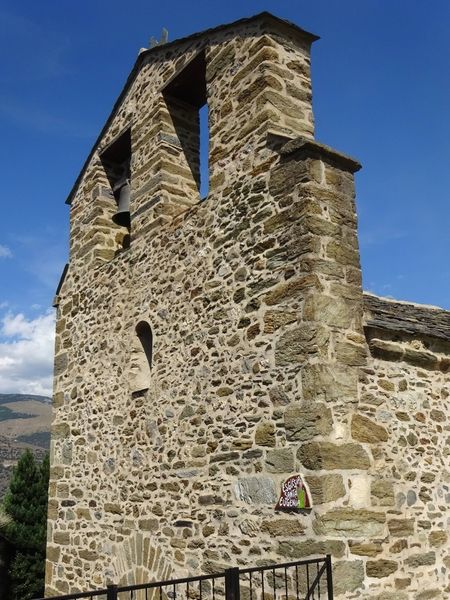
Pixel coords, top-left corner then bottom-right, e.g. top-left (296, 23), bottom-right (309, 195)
top-left (0, 393), bottom-right (51, 405)
top-left (0, 394), bottom-right (52, 499)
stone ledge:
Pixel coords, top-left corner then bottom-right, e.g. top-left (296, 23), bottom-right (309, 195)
top-left (280, 136), bottom-right (362, 173)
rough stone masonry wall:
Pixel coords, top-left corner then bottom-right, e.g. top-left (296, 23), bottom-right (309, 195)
top-left (47, 14), bottom-right (450, 600)
top-left (354, 294), bottom-right (450, 599)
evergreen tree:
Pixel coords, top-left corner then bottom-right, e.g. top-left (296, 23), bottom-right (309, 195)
top-left (0, 509), bottom-right (12, 600)
top-left (2, 450), bottom-right (49, 600)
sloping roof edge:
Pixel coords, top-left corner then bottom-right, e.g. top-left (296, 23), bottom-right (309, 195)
top-left (65, 12), bottom-right (319, 206)
top-left (363, 292), bottom-right (450, 342)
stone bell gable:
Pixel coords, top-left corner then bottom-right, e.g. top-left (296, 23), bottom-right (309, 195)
top-left (63, 12), bottom-right (318, 273)
top-left (47, 12), bottom-right (450, 599)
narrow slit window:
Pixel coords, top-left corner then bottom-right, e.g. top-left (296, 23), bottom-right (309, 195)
top-left (136, 321), bottom-right (153, 370)
top-left (130, 321), bottom-right (153, 393)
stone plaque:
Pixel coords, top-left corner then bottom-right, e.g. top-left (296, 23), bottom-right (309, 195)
top-left (275, 474), bottom-right (312, 511)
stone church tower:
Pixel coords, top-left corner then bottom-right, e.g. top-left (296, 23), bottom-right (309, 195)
top-left (47, 12), bottom-right (450, 598)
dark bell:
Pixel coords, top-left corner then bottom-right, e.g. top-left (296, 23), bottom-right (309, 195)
top-left (113, 181), bottom-right (131, 227)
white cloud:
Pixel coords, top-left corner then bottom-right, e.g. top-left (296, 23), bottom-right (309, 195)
top-left (0, 310), bottom-right (55, 396)
top-left (0, 244), bottom-right (12, 258)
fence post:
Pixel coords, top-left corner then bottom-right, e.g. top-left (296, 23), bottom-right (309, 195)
top-left (225, 567), bottom-right (240, 600)
top-left (325, 555), bottom-right (333, 600)
top-left (107, 584), bottom-right (118, 600)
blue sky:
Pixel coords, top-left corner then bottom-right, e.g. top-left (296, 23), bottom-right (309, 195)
top-left (0, 0), bottom-right (449, 393)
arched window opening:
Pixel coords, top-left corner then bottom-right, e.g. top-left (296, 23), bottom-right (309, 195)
top-left (136, 321), bottom-right (153, 370)
top-left (162, 50), bottom-right (209, 200)
top-left (100, 128), bottom-right (132, 251)
top-left (130, 321), bottom-right (153, 393)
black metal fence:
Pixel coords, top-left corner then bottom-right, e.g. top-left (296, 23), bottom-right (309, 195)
top-left (37, 556), bottom-right (333, 600)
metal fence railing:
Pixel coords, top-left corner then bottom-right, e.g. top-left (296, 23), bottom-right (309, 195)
top-left (36, 555), bottom-right (333, 600)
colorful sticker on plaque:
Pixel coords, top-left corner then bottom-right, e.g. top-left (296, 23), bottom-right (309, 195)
top-left (275, 474), bottom-right (312, 511)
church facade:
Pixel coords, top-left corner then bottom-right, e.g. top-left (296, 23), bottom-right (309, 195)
top-left (46, 13), bottom-right (450, 598)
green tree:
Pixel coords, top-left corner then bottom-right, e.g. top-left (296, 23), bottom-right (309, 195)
top-left (2, 450), bottom-right (49, 600)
